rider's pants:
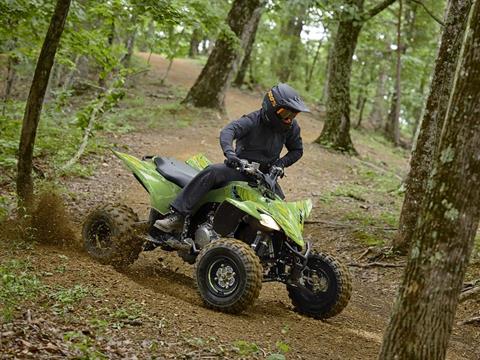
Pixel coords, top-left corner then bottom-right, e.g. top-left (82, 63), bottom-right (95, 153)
top-left (171, 163), bottom-right (284, 215)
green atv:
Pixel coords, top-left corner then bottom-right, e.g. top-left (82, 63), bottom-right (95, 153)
top-left (82, 151), bottom-right (352, 318)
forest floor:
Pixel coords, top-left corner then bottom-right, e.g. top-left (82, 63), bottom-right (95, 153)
top-left (1, 53), bottom-right (479, 359)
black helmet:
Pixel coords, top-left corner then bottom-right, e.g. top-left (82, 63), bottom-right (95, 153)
top-left (262, 83), bottom-right (310, 132)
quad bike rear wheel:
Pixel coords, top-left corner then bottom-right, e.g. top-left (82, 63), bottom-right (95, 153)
top-left (82, 203), bottom-right (144, 269)
top-left (287, 252), bottom-right (352, 319)
top-left (194, 239), bottom-right (262, 314)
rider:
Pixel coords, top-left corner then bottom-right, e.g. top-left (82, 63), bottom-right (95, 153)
top-left (154, 83), bottom-right (309, 233)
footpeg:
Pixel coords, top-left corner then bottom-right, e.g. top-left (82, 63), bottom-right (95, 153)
top-left (163, 236), bottom-right (191, 251)
top-left (143, 234), bottom-right (190, 251)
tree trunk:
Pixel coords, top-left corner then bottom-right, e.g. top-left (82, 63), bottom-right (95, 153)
top-left (315, 0), bottom-right (397, 152)
top-left (162, 58), bottom-right (174, 83)
top-left (385, 89), bottom-right (400, 144)
top-left (63, 55), bottom-right (81, 91)
top-left (188, 27), bottom-right (202, 58)
top-left (321, 32), bottom-right (335, 104)
top-left (369, 66), bottom-right (387, 129)
top-left (233, 8), bottom-right (263, 87)
top-left (2, 53), bottom-right (19, 115)
top-left (306, 38), bottom-right (323, 91)
top-left (393, 0), bottom-right (473, 253)
top-left (410, 69), bottom-right (428, 142)
top-left (16, 0), bottom-right (71, 209)
top-left (355, 96), bottom-right (367, 128)
top-left (122, 16), bottom-right (138, 67)
top-left (248, 57), bottom-right (257, 85)
top-left (276, 3), bottom-right (308, 83)
top-left (45, 60), bottom-right (59, 99)
top-left (355, 61), bottom-right (367, 110)
top-left (380, 3), bottom-right (480, 357)
top-left (314, 13), bottom-right (363, 153)
top-left (384, 0), bottom-right (402, 146)
top-left (99, 16), bottom-right (115, 89)
top-left (183, 0), bottom-right (263, 110)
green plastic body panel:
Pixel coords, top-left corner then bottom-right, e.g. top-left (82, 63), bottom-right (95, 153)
top-left (225, 185), bottom-right (312, 248)
top-left (194, 182), bottom-right (312, 248)
top-left (112, 151), bottom-right (180, 214)
top-left (185, 153), bottom-right (212, 170)
top-left (113, 151), bottom-right (313, 248)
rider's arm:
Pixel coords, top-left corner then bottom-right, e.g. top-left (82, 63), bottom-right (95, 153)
top-left (219, 115), bottom-right (257, 156)
top-left (276, 121), bottom-right (303, 168)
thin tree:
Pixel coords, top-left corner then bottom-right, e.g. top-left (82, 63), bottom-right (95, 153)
top-left (384, 0), bottom-right (402, 146)
top-left (320, 31), bottom-right (334, 104)
top-left (232, 8), bottom-right (263, 87)
top-left (121, 14), bottom-right (138, 67)
top-left (188, 27), bottom-right (202, 58)
top-left (305, 37), bottom-right (324, 91)
top-left (276, 1), bottom-right (309, 83)
top-left (369, 64), bottom-right (387, 129)
top-left (379, 1), bottom-right (480, 356)
top-left (182, 0), bottom-right (264, 110)
top-left (16, 0), bottom-right (71, 209)
top-left (2, 35), bottom-right (19, 116)
top-left (314, 0), bottom-right (397, 153)
top-left (393, 0), bottom-right (473, 253)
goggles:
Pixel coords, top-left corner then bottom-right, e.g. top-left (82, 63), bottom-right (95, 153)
top-left (276, 108), bottom-right (298, 124)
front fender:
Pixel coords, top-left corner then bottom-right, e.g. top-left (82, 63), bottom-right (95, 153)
top-left (217, 197), bottom-right (310, 249)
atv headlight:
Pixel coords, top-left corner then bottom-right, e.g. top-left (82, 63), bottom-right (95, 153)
top-left (259, 214), bottom-right (281, 231)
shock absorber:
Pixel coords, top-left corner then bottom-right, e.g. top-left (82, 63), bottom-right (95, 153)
top-left (251, 232), bottom-right (272, 258)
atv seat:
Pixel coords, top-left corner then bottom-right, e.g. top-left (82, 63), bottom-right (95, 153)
top-left (154, 157), bottom-right (200, 188)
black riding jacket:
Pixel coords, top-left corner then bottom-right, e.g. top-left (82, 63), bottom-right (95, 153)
top-left (219, 109), bottom-right (303, 170)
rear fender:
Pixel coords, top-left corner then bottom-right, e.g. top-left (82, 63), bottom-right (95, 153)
top-left (112, 150), bottom-right (180, 214)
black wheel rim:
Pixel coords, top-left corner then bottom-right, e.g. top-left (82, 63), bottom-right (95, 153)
top-left (302, 259), bottom-right (332, 297)
top-left (87, 218), bottom-right (112, 250)
top-left (206, 257), bottom-right (240, 297)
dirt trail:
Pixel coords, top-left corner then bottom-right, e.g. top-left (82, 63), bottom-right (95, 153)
top-left (59, 53), bottom-right (477, 359)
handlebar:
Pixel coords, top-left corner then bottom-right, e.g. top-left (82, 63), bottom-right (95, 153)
top-left (235, 160), bottom-right (282, 195)
top-left (236, 159), bottom-right (259, 175)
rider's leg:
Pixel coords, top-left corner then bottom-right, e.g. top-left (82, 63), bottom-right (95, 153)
top-left (154, 163), bottom-right (248, 232)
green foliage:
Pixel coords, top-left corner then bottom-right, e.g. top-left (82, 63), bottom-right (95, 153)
top-left (473, 234), bottom-right (480, 260)
top-left (353, 229), bottom-right (385, 246)
top-left (110, 301), bottom-right (144, 329)
top-left (49, 284), bottom-right (92, 315)
top-left (63, 331), bottom-right (108, 359)
top-left (0, 260), bottom-right (43, 322)
top-left (233, 340), bottom-right (261, 356)
top-left (331, 184), bottom-right (367, 202)
top-left (351, 0), bottom-right (444, 138)
top-left (380, 211), bottom-right (398, 227)
top-left (88, 318), bottom-right (110, 332)
top-left (275, 340), bottom-right (290, 354)
top-left (267, 354), bottom-right (286, 360)
top-left (343, 210), bottom-right (377, 227)
top-left (135, 0), bottom-right (228, 59)
top-left (0, 194), bottom-right (11, 220)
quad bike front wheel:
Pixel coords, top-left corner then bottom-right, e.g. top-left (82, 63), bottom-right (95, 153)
top-left (287, 252), bottom-right (352, 319)
top-left (82, 203), bottom-right (144, 269)
top-left (194, 239), bottom-right (262, 314)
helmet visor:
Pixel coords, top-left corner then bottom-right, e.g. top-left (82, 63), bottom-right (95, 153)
top-left (276, 108), bottom-right (298, 124)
